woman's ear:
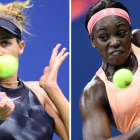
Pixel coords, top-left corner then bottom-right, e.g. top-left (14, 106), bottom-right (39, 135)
top-left (18, 40), bottom-right (25, 55)
top-left (89, 34), bottom-right (96, 48)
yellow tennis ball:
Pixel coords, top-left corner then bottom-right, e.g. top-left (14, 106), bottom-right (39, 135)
top-left (113, 68), bottom-right (133, 88)
top-left (0, 55), bottom-right (18, 78)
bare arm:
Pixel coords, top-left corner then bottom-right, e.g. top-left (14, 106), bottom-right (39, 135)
top-left (44, 95), bottom-right (68, 140)
top-left (80, 79), bottom-right (140, 140)
top-left (39, 44), bottom-right (69, 137)
top-left (44, 86), bottom-right (69, 137)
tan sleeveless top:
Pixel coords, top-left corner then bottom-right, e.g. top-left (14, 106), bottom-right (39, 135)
top-left (96, 44), bottom-right (140, 133)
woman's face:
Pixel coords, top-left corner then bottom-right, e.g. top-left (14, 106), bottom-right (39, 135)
top-left (90, 16), bottom-right (132, 65)
top-left (0, 28), bottom-right (25, 58)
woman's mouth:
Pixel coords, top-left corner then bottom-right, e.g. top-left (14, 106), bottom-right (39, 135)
top-left (109, 50), bottom-right (124, 55)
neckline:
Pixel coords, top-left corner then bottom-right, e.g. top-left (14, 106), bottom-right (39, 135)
top-left (0, 78), bottom-right (23, 91)
top-left (128, 44), bottom-right (140, 78)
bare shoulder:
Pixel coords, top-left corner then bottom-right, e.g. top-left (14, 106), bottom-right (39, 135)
top-left (80, 75), bottom-right (106, 105)
top-left (23, 81), bottom-right (41, 89)
top-left (79, 76), bottom-right (106, 117)
top-left (80, 75), bottom-right (113, 124)
top-left (80, 76), bottom-right (112, 139)
top-left (23, 81), bottom-right (59, 115)
top-left (132, 29), bottom-right (140, 47)
top-left (23, 81), bottom-right (46, 107)
top-left (84, 76), bottom-right (106, 95)
top-left (23, 81), bottom-right (45, 93)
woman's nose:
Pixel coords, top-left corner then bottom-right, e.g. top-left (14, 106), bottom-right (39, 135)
top-left (110, 37), bottom-right (120, 48)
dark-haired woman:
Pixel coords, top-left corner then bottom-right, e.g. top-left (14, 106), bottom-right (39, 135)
top-left (80, 0), bottom-right (140, 139)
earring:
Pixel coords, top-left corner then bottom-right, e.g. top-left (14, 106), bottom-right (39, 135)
top-left (91, 43), bottom-right (95, 48)
top-left (19, 50), bottom-right (23, 54)
top-left (92, 43), bottom-right (96, 48)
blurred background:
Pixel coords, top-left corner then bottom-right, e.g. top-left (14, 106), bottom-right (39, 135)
top-left (72, 0), bottom-right (140, 139)
top-left (0, 0), bottom-right (69, 140)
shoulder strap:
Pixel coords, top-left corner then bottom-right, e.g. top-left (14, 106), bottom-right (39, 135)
top-left (96, 67), bottom-right (110, 85)
top-left (132, 43), bottom-right (140, 57)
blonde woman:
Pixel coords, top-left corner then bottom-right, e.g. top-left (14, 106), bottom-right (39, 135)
top-left (0, 0), bottom-right (69, 140)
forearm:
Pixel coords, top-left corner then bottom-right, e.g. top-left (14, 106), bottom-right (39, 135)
top-left (85, 125), bottom-right (140, 140)
top-left (44, 85), bottom-right (69, 137)
top-left (54, 114), bottom-right (69, 140)
top-left (107, 125), bottom-right (140, 140)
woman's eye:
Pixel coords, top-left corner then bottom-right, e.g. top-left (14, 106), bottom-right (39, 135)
top-left (1, 41), bottom-right (10, 46)
top-left (118, 31), bottom-right (126, 38)
top-left (99, 35), bottom-right (108, 42)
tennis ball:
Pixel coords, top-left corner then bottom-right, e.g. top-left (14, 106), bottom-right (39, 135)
top-left (113, 68), bottom-right (133, 88)
top-left (0, 55), bottom-right (18, 78)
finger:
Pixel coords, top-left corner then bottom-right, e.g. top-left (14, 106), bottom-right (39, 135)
top-left (43, 67), bottom-right (49, 74)
top-left (56, 48), bottom-right (67, 60)
top-left (0, 97), bottom-right (10, 109)
top-left (0, 98), bottom-right (10, 115)
top-left (0, 97), bottom-right (9, 103)
top-left (51, 52), bottom-right (69, 75)
top-left (0, 115), bottom-right (8, 120)
top-left (0, 104), bottom-right (14, 120)
top-left (0, 105), bottom-right (9, 115)
top-left (0, 99), bottom-right (15, 116)
top-left (58, 52), bottom-right (69, 67)
top-left (49, 44), bottom-right (61, 64)
top-left (0, 92), bottom-right (7, 99)
top-left (0, 98), bottom-right (7, 109)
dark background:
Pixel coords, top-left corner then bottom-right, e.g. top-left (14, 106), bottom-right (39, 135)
top-left (72, 0), bottom-right (140, 139)
top-left (0, 0), bottom-right (69, 140)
